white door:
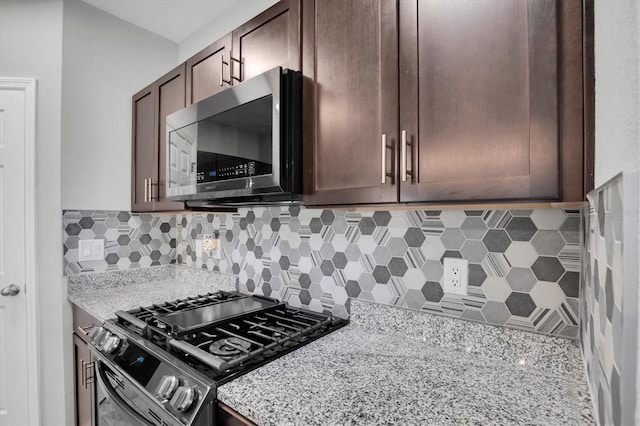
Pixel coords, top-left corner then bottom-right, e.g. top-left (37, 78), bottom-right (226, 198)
top-left (0, 79), bottom-right (38, 426)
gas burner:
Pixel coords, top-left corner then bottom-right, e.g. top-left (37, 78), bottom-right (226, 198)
top-left (114, 291), bottom-right (348, 382)
top-left (265, 325), bottom-right (287, 338)
top-left (209, 337), bottom-right (252, 357)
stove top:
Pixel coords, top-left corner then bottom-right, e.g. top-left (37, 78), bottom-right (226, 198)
top-left (89, 291), bottom-right (347, 426)
top-left (104, 291), bottom-right (347, 382)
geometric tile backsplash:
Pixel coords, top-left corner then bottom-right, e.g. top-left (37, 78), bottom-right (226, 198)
top-left (62, 210), bottom-right (176, 275)
top-left (174, 207), bottom-right (582, 338)
top-left (581, 172), bottom-right (639, 426)
top-left (62, 206), bottom-right (582, 338)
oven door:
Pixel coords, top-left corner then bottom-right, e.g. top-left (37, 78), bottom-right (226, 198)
top-left (93, 358), bottom-right (157, 426)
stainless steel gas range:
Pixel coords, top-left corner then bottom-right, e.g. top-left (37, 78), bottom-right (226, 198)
top-left (88, 291), bottom-right (347, 426)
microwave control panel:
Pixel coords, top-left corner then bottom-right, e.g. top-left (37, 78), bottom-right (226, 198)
top-left (196, 152), bottom-right (272, 184)
top-left (197, 162), bottom-right (256, 182)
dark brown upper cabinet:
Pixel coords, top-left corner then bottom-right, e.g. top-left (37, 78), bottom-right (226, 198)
top-left (232, 0), bottom-right (301, 83)
top-left (302, 0), bottom-right (399, 205)
top-left (132, 83), bottom-right (156, 212)
top-left (186, 35), bottom-right (232, 105)
top-left (304, 0), bottom-right (587, 206)
top-left (131, 64), bottom-right (186, 212)
top-left (185, 0), bottom-right (300, 104)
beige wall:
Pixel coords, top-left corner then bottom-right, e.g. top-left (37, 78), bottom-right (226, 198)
top-left (61, 0), bottom-right (178, 211)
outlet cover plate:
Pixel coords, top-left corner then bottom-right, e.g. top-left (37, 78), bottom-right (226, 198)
top-left (79, 239), bottom-right (104, 261)
top-left (443, 257), bottom-right (469, 295)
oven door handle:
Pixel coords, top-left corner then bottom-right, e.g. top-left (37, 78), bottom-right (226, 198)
top-left (95, 361), bottom-right (155, 426)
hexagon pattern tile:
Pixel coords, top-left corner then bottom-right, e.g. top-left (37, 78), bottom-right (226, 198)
top-left (62, 206), bottom-right (582, 338)
top-left (62, 210), bottom-right (176, 274)
top-left (169, 207), bottom-right (581, 338)
top-left (582, 173), bottom-right (635, 426)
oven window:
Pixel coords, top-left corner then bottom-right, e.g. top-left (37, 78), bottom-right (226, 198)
top-left (168, 95), bottom-right (273, 188)
top-left (114, 344), bottom-right (161, 387)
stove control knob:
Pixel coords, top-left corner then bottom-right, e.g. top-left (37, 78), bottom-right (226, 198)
top-left (88, 327), bottom-right (106, 344)
top-left (156, 375), bottom-right (179, 400)
top-left (102, 335), bottom-right (121, 354)
top-left (95, 331), bottom-right (112, 350)
top-left (169, 386), bottom-right (196, 412)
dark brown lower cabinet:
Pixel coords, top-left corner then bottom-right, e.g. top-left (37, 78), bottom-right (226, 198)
top-left (73, 333), bottom-right (92, 426)
top-left (72, 304), bottom-right (100, 426)
top-left (303, 0), bottom-right (589, 206)
top-left (217, 402), bottom-right (255, 426)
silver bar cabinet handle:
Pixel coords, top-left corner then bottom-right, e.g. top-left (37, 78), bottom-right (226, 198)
top-left (401, 130), bottom-right (414, 183)
top-left (81, 359), bottom-right (85, 388)
top-left (401, 130), bottom-right (407, 182)
top-left (144, 178), bottom-right (148, 202)
top-left (148, 178), bottom-right (153, 201)
top-left (381, 134), bottom-right (387, 184)
top-left (220, 54), bottom-right (224, 87)
top-left (220, 55), bottom-right (232, 86)
top-left (230, 53), bottom-right (243, 82)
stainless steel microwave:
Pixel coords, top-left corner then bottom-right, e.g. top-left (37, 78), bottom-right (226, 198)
top-left (166, 67), bottom-right (302, 207)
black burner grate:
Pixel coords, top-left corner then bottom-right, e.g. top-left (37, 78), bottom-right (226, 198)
top-left (114, 291), bottom-right (348, 382)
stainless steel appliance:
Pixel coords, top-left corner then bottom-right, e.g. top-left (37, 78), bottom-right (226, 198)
top-left (165, 67), bottom-right (302, 207)
top-left (89, 291), bottom-right (347, 425)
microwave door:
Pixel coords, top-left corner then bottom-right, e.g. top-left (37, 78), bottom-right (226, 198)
top-left (167, 116), bottom-right (197, 197)
top-left (166, 67), bottom-right (299, 203)
top-left (195, 95), bottom-right (274, 185)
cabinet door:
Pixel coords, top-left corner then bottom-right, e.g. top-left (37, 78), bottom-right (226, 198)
top-left (73, 333), bottom-right (92, 426)
top-left (232, 0), bottom-right (300, 82)
top-left (131, 84), bottom-right (156, 212)
top-left (302, 0), bottom-right (398, 205)
top-left (155, 64), bottom-right (186, 211)
top-left (186, 35), bottom-right (232, 105)
top-left (399, 0), bottom-right (563, 202)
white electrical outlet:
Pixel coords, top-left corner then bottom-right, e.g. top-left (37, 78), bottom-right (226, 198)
top-left (195, 240), bottom-right (203, 257)
top-left (443, 257), bottom-right (469, 295)
top-left (78, 239), bottom-right (104, 261)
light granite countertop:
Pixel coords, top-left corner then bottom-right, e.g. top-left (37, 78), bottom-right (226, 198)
top-left (66, 265), bottom-right (237, 321)
top-left (66, 267), bottom-right (594, 425)
top-left (217, 300), bottom-right (595, 426)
